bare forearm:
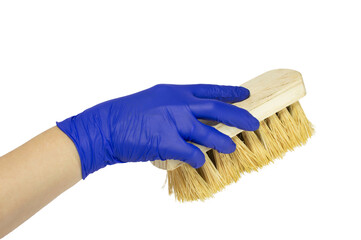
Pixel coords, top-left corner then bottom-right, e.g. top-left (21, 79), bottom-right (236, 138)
top-left (0, 126), bottom-right (82, 238)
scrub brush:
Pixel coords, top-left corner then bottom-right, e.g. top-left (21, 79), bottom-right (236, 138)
top-left (151, 69), bottom-right (314, 202)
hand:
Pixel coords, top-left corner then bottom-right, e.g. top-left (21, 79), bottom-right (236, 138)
top-left (57, 84), bottom-right (259, 178)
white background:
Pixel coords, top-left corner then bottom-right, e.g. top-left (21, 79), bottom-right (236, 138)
top-left (1, 0), bottom-right (360, 239)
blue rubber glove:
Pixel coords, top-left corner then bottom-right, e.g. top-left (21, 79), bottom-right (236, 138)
top-left (57, 84), bottom-right (259, 179)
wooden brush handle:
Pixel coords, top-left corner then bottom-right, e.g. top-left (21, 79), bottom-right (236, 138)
top-left (151, 69), bottom-right (306, 170)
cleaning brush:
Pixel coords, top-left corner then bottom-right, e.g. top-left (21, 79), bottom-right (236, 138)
top-left (151, 69), bottom-right (314, 202)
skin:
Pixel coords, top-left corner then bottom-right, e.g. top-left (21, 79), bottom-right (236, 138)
top-left (0, 126), bottom-right (82, 238)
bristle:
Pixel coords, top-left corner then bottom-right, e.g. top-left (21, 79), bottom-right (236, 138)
top-left (230, 136), bottom-right (259, 173)
top-left (196, 154), bottom-right (226, 194)
top-left (167, 163), bottom-right (213, 202)
top-left (277, 108), bottom-right (302, 149)
top-left (255, 121), bottom-right (285, 159)
top-left (265, 114), bottom-right (293, 151)
top-left (167, 169), bottom-right (174, 195)
top-left (166, 101), bottom-right (314, 202)
top-left (212, 149), bottom-right (241, 185)
top-left (241, 131), bottom-right (271, 168)
top-left (288, 101), bottom-right (314, 144)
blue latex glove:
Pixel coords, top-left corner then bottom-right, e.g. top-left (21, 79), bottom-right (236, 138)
top-left (57, 84), bottom-right (259, 179)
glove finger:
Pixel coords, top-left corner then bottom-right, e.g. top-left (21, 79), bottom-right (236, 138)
top-left (181, 119), bottom-right (236, 154)
top-left (190, 99), bottom-right (260, 131)
top-left (187, 84), bottom-right (250, 102)
top-left (164, 138), bottom-right (205, 169)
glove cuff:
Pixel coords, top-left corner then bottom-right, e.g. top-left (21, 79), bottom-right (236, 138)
top-left (56, 114), bottom-right (109, 179)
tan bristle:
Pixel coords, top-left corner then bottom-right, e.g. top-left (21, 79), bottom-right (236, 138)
top-left (167, 169), bottom-right (174, 195)
top-left (230, 136), bottom-right (259, 173)
top-left (167, 103), bottom-right (314, 202)
top-left (288, 101), bottom-right (315, 144)
top-left (196, 154), bottom-right (226, 194)
top-left (241, 131), bottom-right (271, 168)
top-left (167, 163), bottom-right (213, 202)
top-left (212, 149), bottom-right (241, 185)
top-left (277, 108), bottom-right (302, 149)
top-left (265, 114), bottom-right (292, 151)
top-left (255, 121), bottom-right (285, 159)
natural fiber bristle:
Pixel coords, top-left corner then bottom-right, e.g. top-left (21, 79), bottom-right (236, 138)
top-left (255, 121), bottom-right (284, 159)
top-left (265, 114), bottom-right (293, 151)
top-left (167, 101), bottom-right (313, 202)
top-left (167, 162), bottom-right (213, 202)
top-left (212, 149), bottom-right (241, 185)
top-left (241, 131), bottom-right (271, 168)
top-left (196, 154), bottom-right (226, 194)
top-left (288, 101), bottom-right (314, 144)
top-left (230, 136), bottom-right (258, 173)
top-left (277, 108), bottom-right (302, 149)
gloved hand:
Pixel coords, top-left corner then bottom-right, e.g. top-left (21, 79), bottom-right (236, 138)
top-left (57, 84), bottom-right (259, 179)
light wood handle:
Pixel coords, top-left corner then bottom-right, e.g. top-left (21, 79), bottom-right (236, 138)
top-left (151, 69), bottom-right (306, 170)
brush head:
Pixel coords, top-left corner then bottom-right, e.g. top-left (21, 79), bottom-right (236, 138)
top-left (166, 101), bottom-right (314, 201)
top-left (152, 69), bottom-right (306, 171)
top-left (152, 69), bottom-right (314, 201)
